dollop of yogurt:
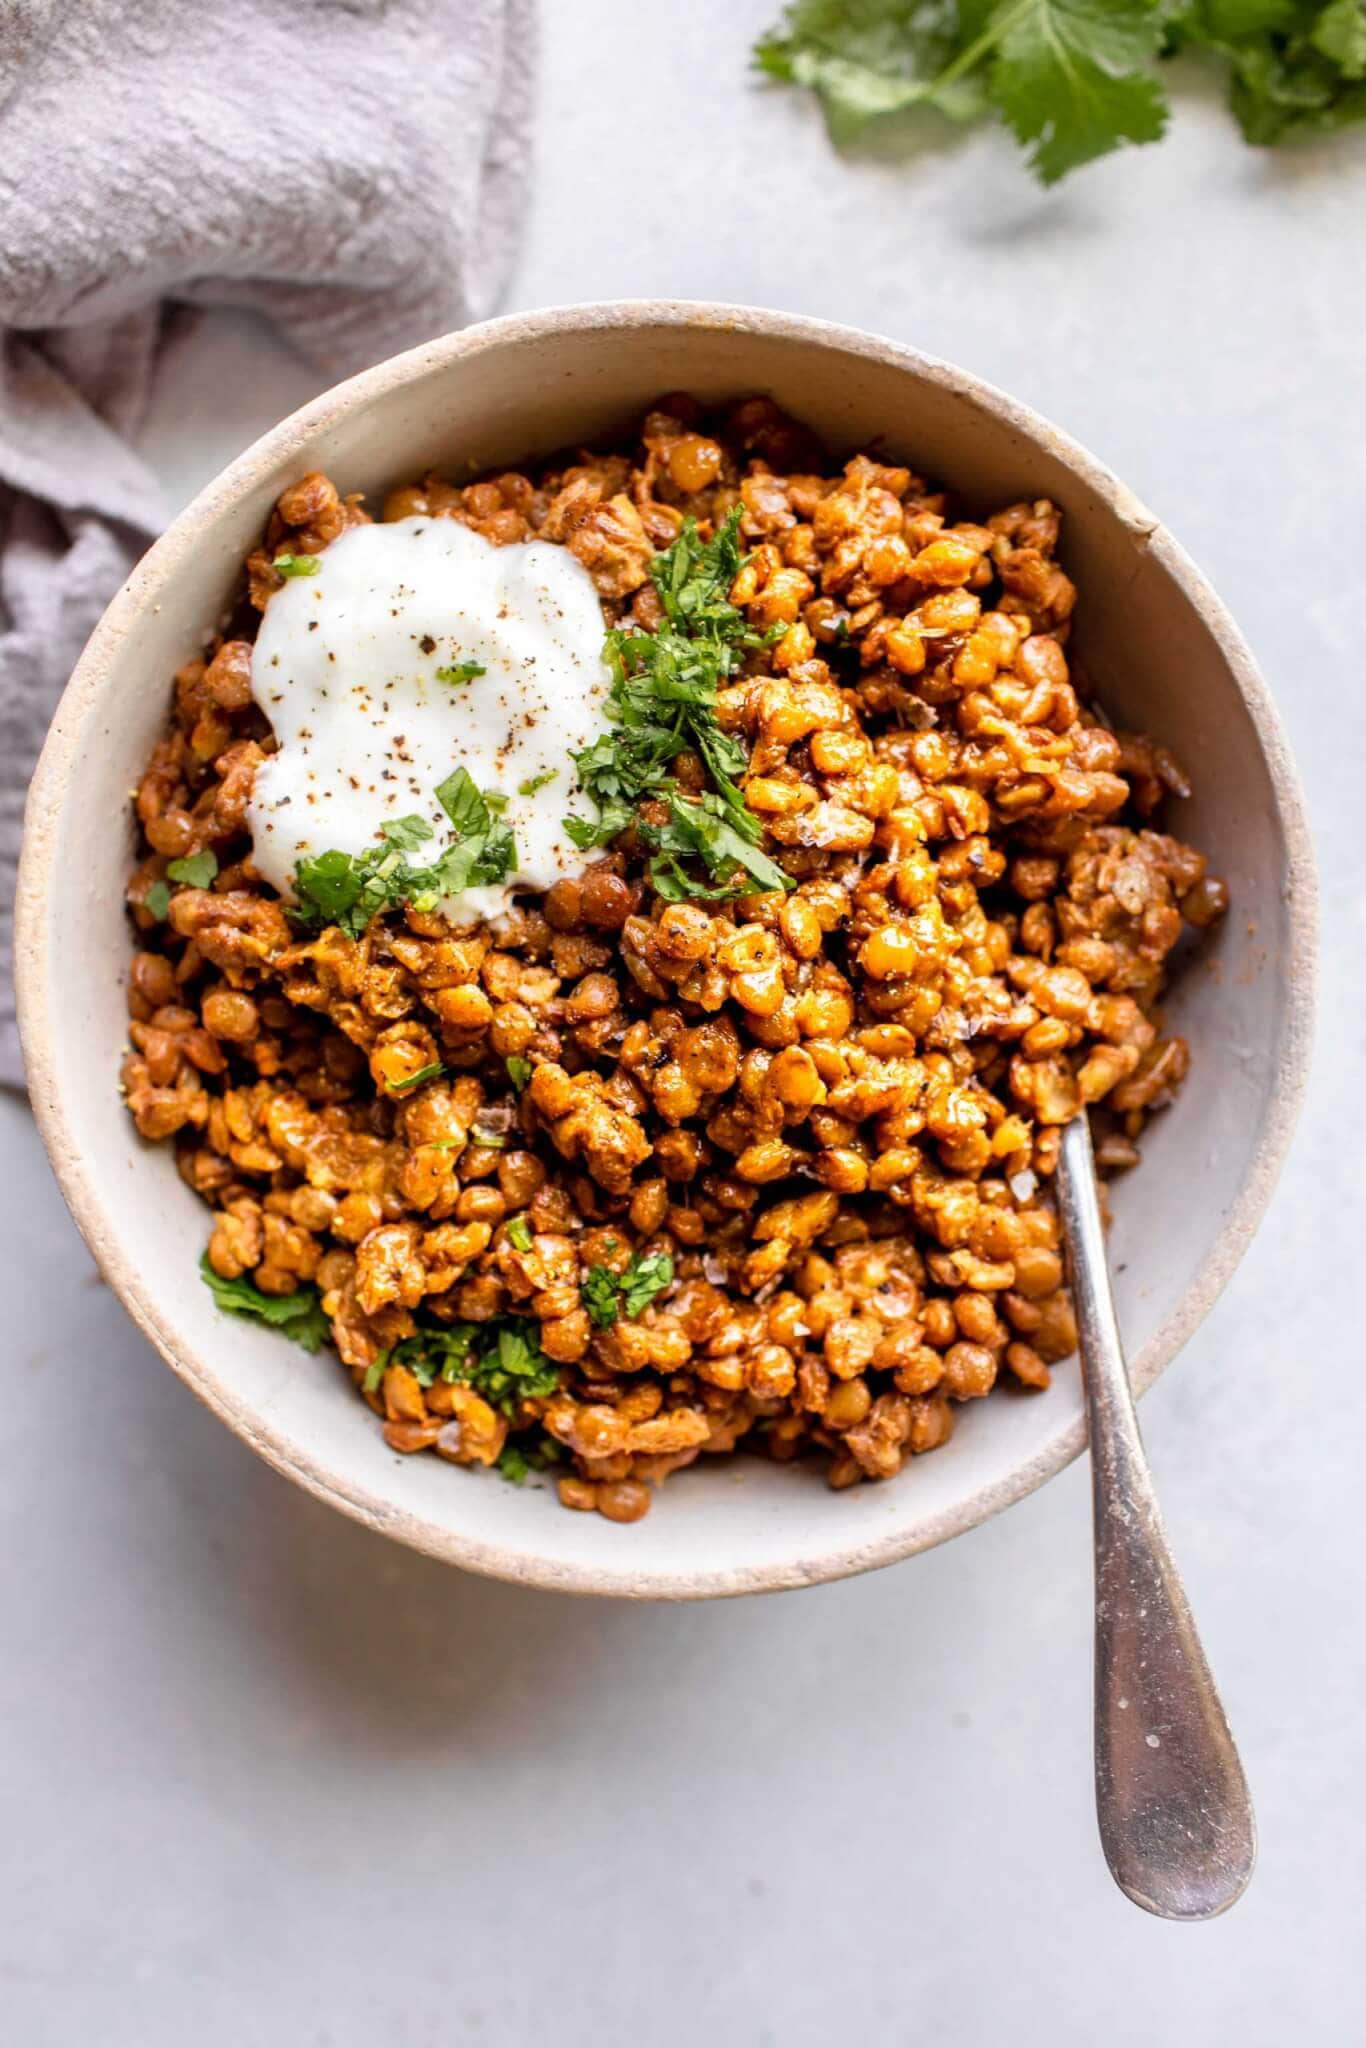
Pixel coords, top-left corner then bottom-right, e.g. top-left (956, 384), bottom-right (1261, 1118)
top-left (247, 518), bottom-right (611, 924)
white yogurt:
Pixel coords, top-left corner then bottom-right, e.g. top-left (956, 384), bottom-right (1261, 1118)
top-left (247, 518), bottom-right (611, 924)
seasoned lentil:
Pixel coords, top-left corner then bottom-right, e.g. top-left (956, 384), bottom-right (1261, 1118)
top-left (121, 397), bottom-right (1225, 1523)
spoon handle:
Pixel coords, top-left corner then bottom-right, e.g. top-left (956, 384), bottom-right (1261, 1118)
top-left (1055, 1113), bottom-right (1256, 1920)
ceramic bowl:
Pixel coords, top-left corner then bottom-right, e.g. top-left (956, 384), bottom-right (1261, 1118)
top-left (15, 302), bottom-right (1316, 1597)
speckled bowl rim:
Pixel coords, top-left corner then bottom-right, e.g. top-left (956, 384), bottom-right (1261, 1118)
top-left (15, 300), bottom-right (1319, 1599)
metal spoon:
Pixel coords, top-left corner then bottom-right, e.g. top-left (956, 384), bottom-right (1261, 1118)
top-left (1055, 1112), bottom-right (1256, 1919)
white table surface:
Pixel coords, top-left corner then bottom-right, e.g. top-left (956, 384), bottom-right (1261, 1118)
top-left (4, 7), bottom-right (1364, 2042)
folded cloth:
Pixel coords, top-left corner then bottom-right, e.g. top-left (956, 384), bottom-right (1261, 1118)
top-left (0, 0), bottom-right (534, 1085)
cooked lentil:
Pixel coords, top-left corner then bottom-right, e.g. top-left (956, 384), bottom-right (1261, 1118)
top-left (121, 396), bottom-right (1224, 1522)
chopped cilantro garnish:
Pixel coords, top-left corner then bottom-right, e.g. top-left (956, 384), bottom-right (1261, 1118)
top-left (496, 1432), bottom-right (564, 1484)
top-left (384, 1316), bottom-right (561, 1415)
top-left (506, 1215), bottom-right (534, 1252)
top-left (435, 660), bottom-right (486, 684)
top-left (477, 1323), bottom-right (562, 1408)
top-left (144, 880), bottom-right (171, 921)
top-left (517, 769), bottom-right (559, 796)
top-left (166, 849), bottom-right (219, 889)
top-left (369, 1318), bottom-right (565, 1460)
top-left (433, 768), bottom-right (486, 837)
top-left (581, 1265), bottom-right (621, 1328)
top-left (506, 1054), bottom-right (533, 1091)
top-left (199, 1253), bottom-right (331, 1353)
top-left (375, 814), bottom-right (434, 852)
top-left (387, 1061), bottom-right (445, 1094)
top-left (581, 1250), bottom-right (675, 1329)
top-left (644, 789), bottom-right (793, 903)
top-left (291, 776), bottom-right (517, 937)
top-left (273, 553), bottom-right (320, 577)
top-left (496, 1442), bottom-right (530, 1483)
top-left (563, 508), bottom-right (792, 902)
top-left (619, 1250), bottom-right (676, 1317)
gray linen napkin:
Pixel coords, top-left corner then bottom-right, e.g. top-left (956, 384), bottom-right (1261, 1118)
top-left (0, 0), bottom-right (534, 1086)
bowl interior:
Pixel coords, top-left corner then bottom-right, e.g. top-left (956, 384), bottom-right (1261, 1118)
top-left (17, 307), bottom-right (1312, 1596)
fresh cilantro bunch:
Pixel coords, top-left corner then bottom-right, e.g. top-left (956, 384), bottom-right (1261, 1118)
top-left (292, 769), bottom-right (516, 937)
top-left (755, 0), bottom-right (1366, 184)
top-left (365, 1316), bottom-right (562, 1412)
top-left (581, 1251), bottom-right (676, 1329)
top-left (1172, 0), bottom-right (1366, 143)
top-left (200, 1254), bottom-right (332, 1353)
top-left (565, 509), bottom-right (793, 902)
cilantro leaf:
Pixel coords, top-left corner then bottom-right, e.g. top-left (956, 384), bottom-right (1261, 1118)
top-left (651, 505), bottom-right (750, 628)
top-left (376, 1317), bottom-right (561, 1416)
top-left (273, 553), bottom-right (320, 577)
top-left (518, 769), bottom-right (559, 796)
top-left (395, 1327), bottom-right (470, 1388)
top-left (496, 1432), bottom-right (563, 1483)
top-left (1225, 45), bottom-right (1347, 140)
top-left (166, 849), bottom-right (219, 889)
top-left (564, 796), bottom-right (634, 851)
top-left (291, 774), bottom-right (518, 937)
top-left (1171, 0), bottom-right (1366, 141)
top-left (293, 847), bottom-right (371, 929)
top-left (581, 1265), bottom-right (623, 1329)
top-left (435, 661), bottom-right (487, 684)
top-left (1314, 0), bottom-right (1366, 75)
top-left (385, 1317), bottom-right (562, 1414)
top-left (435, 766), bottom-right (490, 838)
top-left (427, 820), bottom-right (517, 900)
top-left (990, 0), bottom-right (1168, 183)
top-left (755, 0), bottom-right (991, 139)
top-left (581, 1251), bottom-right (675, 1329)
top-left (644, 790), bottom-right (793, 903)
top-left (484, 1323), bottom-right (561, 1405)
top-left (199, 1253), bottom-right (331, 1353)
top-left (1172, 0), bottom-right (1303, 29)
top-left (618, 1251), bottom-right (676, 1318)
top-left (377, 815), bottom-right (435, 852)
top-left (144, 880), bottom-right (171, 921)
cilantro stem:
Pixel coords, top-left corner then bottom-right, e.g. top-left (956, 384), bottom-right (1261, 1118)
top-left (931, 0), bottom-right (1031, 92)
top-left (387, 1061), bottom-right (445, 1094)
